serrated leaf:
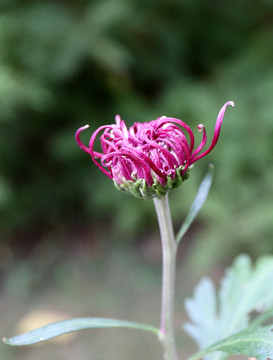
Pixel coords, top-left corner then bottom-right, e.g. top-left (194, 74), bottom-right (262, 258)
top-left (176, 164), bottom-right (214, 244)
top-left (3, 318), bottom-right (159, 346)
top-left (184, 278), bottom-right (217, 349)
top-left (187, 325), bottom-right (273, 360)
top-left (184, 255), bottom-right (273, 360)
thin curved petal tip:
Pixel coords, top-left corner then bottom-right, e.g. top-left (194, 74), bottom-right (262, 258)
top-left (226, 100), bottom-right (235, 107)
top-left (77, 124), bottom-right (90, 132)
top-left (75, 125), bottom-right (90, 153)
top-left (217, 100), bottom-right (234, 122)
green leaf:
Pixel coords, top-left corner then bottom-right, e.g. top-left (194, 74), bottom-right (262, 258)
top-left (175, 164), bottom-right (214, 244)
top-left (187, 325), bottom-right (273, 360)
top-left (3, 318), bottom-right (159, 346)
top-left (184, 255), bottom-right (273, 360)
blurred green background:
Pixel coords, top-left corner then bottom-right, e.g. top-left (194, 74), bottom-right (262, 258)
top-left (0, 0), bottom-right (273, 359)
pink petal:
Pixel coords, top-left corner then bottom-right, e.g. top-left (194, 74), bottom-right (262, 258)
top-left (191, 101), bottom-right (234, 163)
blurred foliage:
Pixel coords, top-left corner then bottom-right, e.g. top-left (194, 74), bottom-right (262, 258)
top-left (0, 0), bottom-right (273, 265)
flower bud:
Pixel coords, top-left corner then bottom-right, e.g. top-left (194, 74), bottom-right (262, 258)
top-left (76, 101), bottom-right (234, 200)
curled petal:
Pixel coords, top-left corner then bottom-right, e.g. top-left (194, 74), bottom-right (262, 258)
top-left (158, 117), bottom-right (195, 153)
top-left (142, 133), bottom-right (178, 169)
top-left (191, 101), bottom-right (234, 163)
top-left (103, 149), bottom-right (154, 185)
top-left (191, 124), bottom-right (207, 159)
top-left (75, 125), bottom-right (90, 154)
top-left (115, 114), bottom-right (121, 126)
top-left (89, 125), bottom-right (116, 179)
top-left (121, 146), bottom-right (164, 185)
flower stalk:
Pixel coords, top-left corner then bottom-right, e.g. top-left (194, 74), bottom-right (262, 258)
top-left (154, 195), bottom-right (179, 360)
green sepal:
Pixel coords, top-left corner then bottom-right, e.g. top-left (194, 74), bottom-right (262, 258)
top-left (113, 166), bottom-right (191, 200)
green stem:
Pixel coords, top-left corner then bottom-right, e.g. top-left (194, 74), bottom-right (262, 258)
top-left (153, 194), bottom-right (179, 360)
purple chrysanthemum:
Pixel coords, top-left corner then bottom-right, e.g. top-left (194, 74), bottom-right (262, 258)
top-left (76, 101), bottom-right (234, 199)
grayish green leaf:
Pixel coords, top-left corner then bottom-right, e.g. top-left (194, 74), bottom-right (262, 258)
top-left (3, 318), bottom-right (159, 346)
top-left (184, 255), bottom-right (273, 360)
top-left (176, 164), bottom-right (214, 244)
top-left (187, 325), bottom-right (273, 360)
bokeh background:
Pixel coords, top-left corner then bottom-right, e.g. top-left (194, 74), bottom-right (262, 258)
top-left (1, 0), bottom-right (273, 359)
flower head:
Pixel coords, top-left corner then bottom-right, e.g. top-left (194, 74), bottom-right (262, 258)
top-left (76, 101), bottom-right (234, 200)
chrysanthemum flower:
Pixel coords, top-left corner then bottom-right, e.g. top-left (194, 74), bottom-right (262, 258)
top-left (76, 101), bottom-right (234, 200)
